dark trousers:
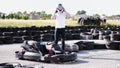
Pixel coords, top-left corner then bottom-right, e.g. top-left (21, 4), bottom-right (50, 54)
top-left (54, 28), bottom-right (65, 50)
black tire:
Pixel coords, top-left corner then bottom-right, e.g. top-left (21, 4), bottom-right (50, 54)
top-left (72, 34), bottom-right (81, 40)
top-left (0, 63), bottom-right (14, 68)
top-left (83, 42), bottom-right (94, 50)
top-left (105, 41), bottom-right (119, 50)
top-left (75, 41), bottom-right (84, 50)
top-left (22, 36), bottom-right (32, 40)
top-left (94, 44), bottom-right (107, 49)
top-left (3, 36), bottom-right (14, 44)
top-left (32, 35), bottom-right (41, 42)
top-left (13, 37), bottom-right (23, 43)
top-left (50, 55), bottom-right (61, 63)
top-left (41, 34), bottom-right (54, 41)
top-left (65, 33), bottom-right (73, 40)
top-left (15, 51), bottom-right (24, 60)
top-left (75, 41), bottom-right (94, 50)
top-left (44, 54), bottom-right (51, 63)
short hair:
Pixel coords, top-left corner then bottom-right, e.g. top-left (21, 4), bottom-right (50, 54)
top-left (57, 3), bottom-right (64, 10)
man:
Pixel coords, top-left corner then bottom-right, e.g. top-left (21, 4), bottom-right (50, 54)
top-left (51, 3), bottom-right (71, 51)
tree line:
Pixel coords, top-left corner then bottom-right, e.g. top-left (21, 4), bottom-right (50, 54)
top-left (0, 10), bottom-right (120, 20)
top-left (0, 11), bottom-right (52, 20)
top-left (76, 10), bottom-right (120, 20)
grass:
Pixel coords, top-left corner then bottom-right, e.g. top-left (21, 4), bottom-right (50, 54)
top-left (106, 20), bottom-right (120, 26)
top-left (0, 19), bottom-right (120, 27)
top-left (0, 19), bottom-right (78, 27)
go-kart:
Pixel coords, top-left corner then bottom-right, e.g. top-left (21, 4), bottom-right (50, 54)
top-left (15, 40), bottom-right (77, 63)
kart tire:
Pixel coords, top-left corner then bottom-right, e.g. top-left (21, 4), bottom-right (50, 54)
top-left (15, 51), bottom-right (24, 60)
top-left (44, 54), bottom-right (51, 63)
top-left (105, 41), bottom-right (119, 50)
top-left (50, 52), bottom-right (77, 63)
top-left (0, 63), bottom-right (14, 68)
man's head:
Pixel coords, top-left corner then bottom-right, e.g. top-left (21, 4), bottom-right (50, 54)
top-left (56, 3), bottom-right (65, 13)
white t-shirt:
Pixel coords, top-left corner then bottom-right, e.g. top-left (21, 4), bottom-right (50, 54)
top-left (55, 12), bottom-right (66, 28)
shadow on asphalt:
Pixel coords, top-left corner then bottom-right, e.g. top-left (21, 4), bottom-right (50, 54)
top-left (53, 60), bottom-right (89, 65)
top-left (87, 57), bottom-right (120, 61)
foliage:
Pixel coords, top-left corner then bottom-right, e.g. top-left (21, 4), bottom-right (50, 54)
top-left (76, 10), bottom-right (86, 15)
top-left (40, 11), bottom-right (52, 20)
top-left (107, 14), bottom-right (120, 20)
top-left (0, 11), bottom-right (52, 20)
top-left (93, 14), bottom-right (100, 18)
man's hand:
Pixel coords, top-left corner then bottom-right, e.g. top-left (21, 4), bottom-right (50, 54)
top-left (51, 9), bottom-right (57, 19)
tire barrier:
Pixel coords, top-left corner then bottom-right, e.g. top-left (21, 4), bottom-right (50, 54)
top-left (32, 35), bottom-right (41, 42)
top-left (75, 41), bottom-right (94, 50)
top-left (74, 41), bottom-right (84, 50)
top-left (12, 32), bottom-right (19, 36)
top-left (22, 36), bottom-right (32, 41)
top-left (65, 44), bottom-right (79, 52)
top-left (93, 34), bottom-right (99, 39)
top-left (94, 43), bottom-right (107, 49)
top-left (0, 32), bottom-right (3, 36)
top-left (92, 29), bottom-right (99, 39)
top-left (0, 62), bottom-right (24, 68)
top-left (42, 30), bottom-right (51, 34)
top-left (70, 29), bottom-right (81, 34)
top-left (116, 31), bottom-right (120, 34)
top-left (104, 30), bottom-right (111, 35)
top-left (1, 26), bottom-right (120, 45)
top-left (65, 33), bottom-right (73, 40)
top-left (2, 36), bottom-right (14, 44)
top-left (31, 31), bottom-right (41, 36)
top-left (99, 30), bottom-right (104, 40)
top-left (0, 37), bottom-right (4, 44)
top-left (31, 31), bottom-right (38, 36)
top-left (72, 34), bottom-right (81, 40)
top-left (105, 41), bottom-right (120, 50)
top-left (13, 37), bottom-right (23, 43)
top-left (119, 44), bottom-right (120, 50)
top-left (22, 30), bottom-right (31, 36)
top-left (49, 30), bottom-right (54, 34)
top-left (82, 41), bottom-right (94, 50)
top-left (41, 34), bottom-right (54, 41)
top-left (103, 35), bottom-right (110, 42)
top-left (80, 33), bottom-right (93, 40)
top-left (17, 31), bottom-right (26, 36)
top-left (2, 32), bottom-right (13, 36)
top-left (110, 34), bottom-right (120, 41)
top-left (0, 63), bottom-right (14, 68)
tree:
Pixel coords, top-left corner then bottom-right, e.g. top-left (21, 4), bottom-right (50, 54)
top-left (76, 10), bottom-right (86, 15)
top-left (17, 11), bottom-right (22, 15)
top-left (1, 14), bottom-right (5, 19)
top-left (93, 14), bottom-right (100, 18)
top-left (23, 11), bottom-right (27, 14)
top-left (37, 12), bottom-right (41, 15)
top-left (40, 11), bottom-right (49, 20)
top-left (7, 13), bottom-right (14, 19)
top-left (0, 11), bottom-right (52, 20)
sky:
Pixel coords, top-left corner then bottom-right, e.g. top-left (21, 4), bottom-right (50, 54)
top-left (0, 0), bottom-right (120, 16)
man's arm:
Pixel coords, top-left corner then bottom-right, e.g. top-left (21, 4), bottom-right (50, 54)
top-left (51, 9), bottom-right (57, 19)
top-left (51, 13), bottom-right (56, 19)
top-left (63, 8), bottom-right (71, 18)
top-left (65, 11), bottom-right (71, 18)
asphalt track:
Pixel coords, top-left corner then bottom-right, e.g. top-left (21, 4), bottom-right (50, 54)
top-left (0, 41), bottom-right (120, 68)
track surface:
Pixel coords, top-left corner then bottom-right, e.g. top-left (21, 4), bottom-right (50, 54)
top-left (0, 43), bottom-right (120, 68)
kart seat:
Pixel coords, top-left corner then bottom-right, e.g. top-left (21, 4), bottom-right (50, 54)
top-left (35, 42), bottom-right (49, 56)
